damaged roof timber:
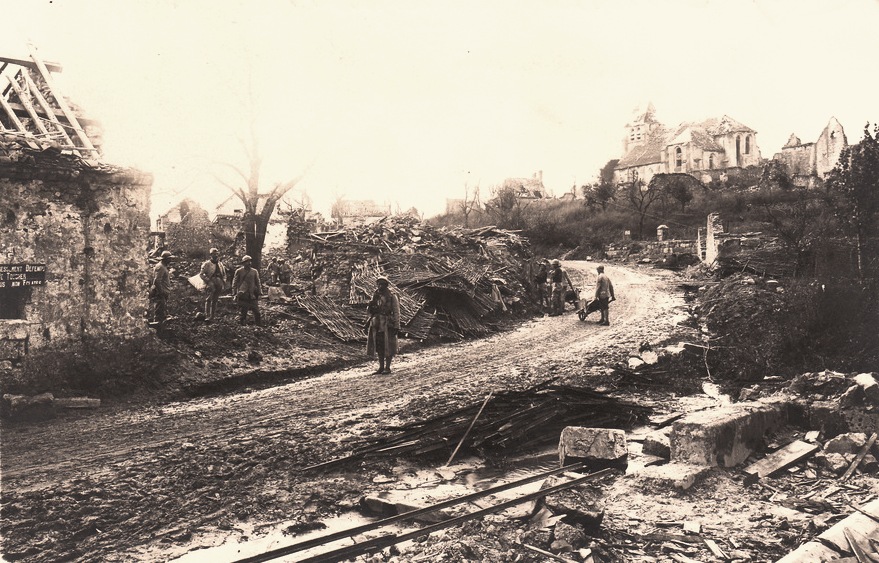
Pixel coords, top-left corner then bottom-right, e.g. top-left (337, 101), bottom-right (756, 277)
top-left (0, 47), bottom-right (100, 161)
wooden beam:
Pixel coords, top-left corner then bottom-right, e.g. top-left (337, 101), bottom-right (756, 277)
top-left (841, 432), bottom-right (878, 482)
top-left (0, 56), bottom-right (63, 73)
top-left (2, 72), bottom-right (52, 137)
top-left (7, 102), bottom-right (98, 126)
top-left (28, 46), bottom-right (96, 152)
top-left (0, 88), bottom-right (41, 149)
top-left (21, 70), bottom-right (76, 149)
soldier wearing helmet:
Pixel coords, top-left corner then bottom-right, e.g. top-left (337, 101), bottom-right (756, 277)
top-left (366, 276), bottom-right (401, 374)
top-left (549, 259), bottom-right (573, 316)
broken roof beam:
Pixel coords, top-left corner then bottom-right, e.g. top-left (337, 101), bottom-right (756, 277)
top-left (0, 56), bottom-right (63, 73)
top-left (28, 46), bottom-right (96, 153)
top-left (2, 71), bottom-right (52, 138)
top-left (21, 70), bottom-right (78, 150)
top-left (0, 84), bottom-right (40, 149)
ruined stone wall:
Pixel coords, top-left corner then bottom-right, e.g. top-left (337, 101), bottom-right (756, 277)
top-left (704, 212), bottom-right (724, 265)
top-left (604, 239), bottom-right (698, 261)
top-left (774, 144), bottom-right (813, 176)
top-left (0, 162), bottom-right (152, 357)
top-left (310, 243), bottom-right (382, 300)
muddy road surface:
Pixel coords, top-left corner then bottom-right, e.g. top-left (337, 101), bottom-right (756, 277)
top-left (1, 262), bottom-right (687, 562)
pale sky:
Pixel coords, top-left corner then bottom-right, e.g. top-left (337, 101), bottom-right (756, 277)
top-left (4, 0), bottom-right (879, 220)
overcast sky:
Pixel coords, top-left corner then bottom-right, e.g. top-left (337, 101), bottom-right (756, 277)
top-left (4, 0), bottom-right (879, 220)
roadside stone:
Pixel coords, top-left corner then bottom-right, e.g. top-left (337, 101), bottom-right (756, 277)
top-left (632, 463), bottom-right (710, 491)
top-left (670, 400), bottom-right (789, 467)
top-left (540, 476), bottom-right (605, 529)
top-left (839, 384), bottom-right (866, 408)
top-left (824, 432), bottom-right (867, 455)
top-left (1, 392), bottom-right (56, 421)
top-left (853, 372), bottom-right (879, 403)
top-left (551, 521), bottom-right (586, 552)
top-left (819, 452), bottom-right (850, 475)
top-left (861, 454), bottom-right (879, 473)
top-left (642, 430), bottom-right (671, 459)
top-left (558, 427), bottom-right (628, 469)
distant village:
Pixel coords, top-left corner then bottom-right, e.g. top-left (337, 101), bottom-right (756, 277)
top-left (153, 103), bottom-right (850, 260)
top-left (0, 51), bottom-right (855, 361)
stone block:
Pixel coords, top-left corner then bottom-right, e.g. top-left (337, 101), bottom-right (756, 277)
top-left (670, 400), bottom-right (790, 467)
top-left (824, 432), bottom-right (867, 455)
top-left (854, 372), bottom-right (879, 403)
top-left (551, 521), bottom-right (586, 552)
top-left (1, 392), bottom-right (56, 421)
top-left (631, 463), bottom-right (710, 491)
top-left (267, 286), bottom-right (286, 302)
top-left (775, 540), bottom-right (844, 562)
top-left (642, 430), bottom-right (671, 459)
top-left (540, 476), bottom-right (605, 529)
top-left (818, 498), bottom-right (879, 554)
top-left (559, 427), bottom-right (628, 468)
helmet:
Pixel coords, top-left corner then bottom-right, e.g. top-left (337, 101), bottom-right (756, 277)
top-left (551, 259), bottom-right (560, 267)
top-left (376, 276), bottom-right (390, 285)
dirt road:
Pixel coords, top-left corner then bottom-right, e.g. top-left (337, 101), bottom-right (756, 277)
top-left (0, 262), bottom-right (686, 562)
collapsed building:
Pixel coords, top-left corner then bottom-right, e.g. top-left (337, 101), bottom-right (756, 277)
top-left (773, 117), bottom-right (848, 187)
top-left (296, 216), bottom-right (534, 342)
top-left (0, 52), bottom-right (152, 366)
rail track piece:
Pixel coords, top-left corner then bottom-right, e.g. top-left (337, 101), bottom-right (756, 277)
top-left (233, 463), bottom-right (611, 563)
top-left (294, 467), bottom-right (615, 563)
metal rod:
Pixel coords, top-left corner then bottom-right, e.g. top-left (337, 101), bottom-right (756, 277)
top-left (296, 468), bottom-right (615, 563)
top-left (232, 461), bottom-right (597, 563)
top-left (444, 391), bottom-right (492, 467)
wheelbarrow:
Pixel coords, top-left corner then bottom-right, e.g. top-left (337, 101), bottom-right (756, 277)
top-left (577, 297), bottom-right (601, 321)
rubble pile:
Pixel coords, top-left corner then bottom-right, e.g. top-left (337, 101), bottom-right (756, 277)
top-left (307, 380), bottom-right (651, 471)
top-left (712, 233), bottom-right (798, 278)
top-left (306, 217), bottom-right (536, 342)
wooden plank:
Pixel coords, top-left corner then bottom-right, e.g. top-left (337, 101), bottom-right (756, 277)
top-left (0, 56), bottom-right (63, 73)
top-left (0, 92), bottom-right (40, 148)
top-left (840, 432), bottom-right (878, 482)
top-left (522, 544), bottom-right (578, 563)
top-left (703, 538), bottom-right (727, 559)
top-left (843, 527), bottom-right (871, 563)
top-left (743, 440), bottom-right (819, 481)
top-left (29, 46), bottom-right (96, 152)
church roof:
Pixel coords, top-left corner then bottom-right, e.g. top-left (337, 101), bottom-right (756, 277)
top-left (617, 126), bottom-right (668, 168)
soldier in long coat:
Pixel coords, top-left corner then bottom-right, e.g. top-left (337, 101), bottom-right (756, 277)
top-left (366, 276), bottom-right (401, 374)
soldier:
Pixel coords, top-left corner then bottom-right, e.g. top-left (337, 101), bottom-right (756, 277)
top-left (366, 276), bottom-right (401, 374)
top-left (199, 247), bottom-right (227, 321)
top-left (549, 259), bottom-right (574, 316)
top-left (278, 258), bottom-right (293, 284)
top-left (594, 265), bottom-right (616, 326)
top-left (232, 255), bottom-right (262, 326)
top-left (267, 257), bottom-right (280, 285)
top-left (149, 250), bottom-right (173, 326)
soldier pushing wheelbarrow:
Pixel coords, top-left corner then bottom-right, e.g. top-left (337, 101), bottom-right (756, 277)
top-left (577, 265), bottom-right (616, 325)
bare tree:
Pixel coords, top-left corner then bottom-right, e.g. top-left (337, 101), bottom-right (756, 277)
top-left (628, 179), bottom-right (662, 239)
top-left (458, 182), bottom-right (481, 227)
top-left (212, 119), bottom-right (306, 269)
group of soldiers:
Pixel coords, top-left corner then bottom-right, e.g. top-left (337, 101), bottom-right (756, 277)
top-left (150, 249), bottom-right (613, 377)
top-left (534, 259), bottom-right (615, 325)
top-left (148, 248), bottom-right (264, 327)
top-left (148, 247), bottom-right (402, 375)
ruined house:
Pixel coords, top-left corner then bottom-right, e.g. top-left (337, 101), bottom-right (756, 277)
top-left (615, 103), bottom-right (762, 186)
top-left (332, 199), bottom-right (391, 227)
top-left (500, 170), bottom-right (548, 199)
top-left (773, 117), bottom-right (847, 187)
top-left (1, 53), bottom-right (152, 363)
